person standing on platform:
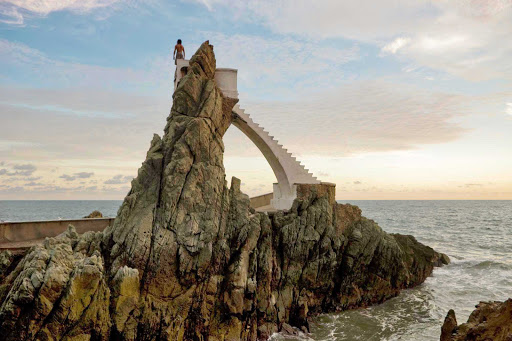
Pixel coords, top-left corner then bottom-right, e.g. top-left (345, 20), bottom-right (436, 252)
top-left (173, 39), bottom-right (185, 65)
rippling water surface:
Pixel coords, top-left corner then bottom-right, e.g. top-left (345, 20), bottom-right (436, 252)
top-left (0, 200), bottom-right (122, 221)
top-left (1, 200), bottom-right (511, 340)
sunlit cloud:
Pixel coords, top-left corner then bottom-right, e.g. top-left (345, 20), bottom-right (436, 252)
top-left (225, 80), bottom-right (469, 157)
top-left (0, 0), bottom-right (123, 25)
top-left (381, 37), bottom-right (411, 54)
top-left (188, 0), bottom-right (512, 80)
top-left (198, 32), bottom-right (360, 97)
top-left (506, 103), bottom-right (512, 116)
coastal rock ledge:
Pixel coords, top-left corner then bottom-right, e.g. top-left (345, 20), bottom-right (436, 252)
top-left (441, 299), bottom-right (512, 341)
top-left (0, 41), bottom-right (448, 341)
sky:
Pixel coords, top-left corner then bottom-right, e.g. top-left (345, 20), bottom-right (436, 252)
top-left (0, 0), bottom-right (511, 200)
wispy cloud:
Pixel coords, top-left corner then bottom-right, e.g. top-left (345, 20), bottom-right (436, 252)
top-left (189, 0), bottom-right (512, 81)
top-left (59, 172), bottom-right (94, 181)
top-left (381, 37), bottom-right (411, 55)
top-left (0, 163), bottom-right (36, 176)
top-left (12, 163), bottom-right (36, 175)
top-left (225, 80), bottom-right (471, 157)
top-left (0, 39), bottom-right (170, 92)
top-left (196, 32), bottom-right (359, 97)
top-left (464, 183), bottom-right (484, 187)
top-left (0, 0), bottom-right (123, 25)
top-left (104, 174), bottom-right (133, 184)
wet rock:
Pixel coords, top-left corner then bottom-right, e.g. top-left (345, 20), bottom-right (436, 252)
top-left (440, 299), bottom-right (512, 341)
top-left (0, 41), bottom-right (448, 341)
top-left (440, 309), bottom-right (457, 341)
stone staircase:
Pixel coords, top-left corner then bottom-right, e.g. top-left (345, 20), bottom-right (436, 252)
top-left (232, 104), bottom-right (320, 186)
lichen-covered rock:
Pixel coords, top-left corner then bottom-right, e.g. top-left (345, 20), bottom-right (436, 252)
top-left (0, 41), bottom-right (448, 341)
top-left (0, 250), bottom-right (13, 278)
top-left (440, 299), bottom-right (512, 341)
top-left (0, 225), bottom-right (110, 340)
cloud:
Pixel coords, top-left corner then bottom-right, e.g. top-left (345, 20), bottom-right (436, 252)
top-left (104, 174), bottom-right (133, 184)
top-left (189, 0), bottom-right (512, 81)
top-left (13, 163), bottom-right (36, 173)
top-left (75, 172), bottom-right (94, 179)
top-left (0, 39), bottom-right (170, 92)
top-left (0, 185), bottom-right (24, 193)
top-left (25, 181), bottom-right (44, 186)
top-left (59, 172), bottom-right (94, 181)
top-left (225, 80), bottom-right (473, 157)
top-left (195, 32), bottom-right (359, 97)
top-left (0, 0), bottom-right (122, 25)
top-left (381, 37), bottom-right (411, 55)
top-left (507, 103), bottom-right (512, 116)
top-left (189, 0), bottom-right (434, 40)
top-left (0, 163), bottom-right (37, 176)
top-left (464, 183), bottom-right (484, 187)
top-left (0, 5), bottom-right (23, 24)
top-left (0, 85), bottom-right (170, 165)
top-left (59, 174), bottom-right (76, 181)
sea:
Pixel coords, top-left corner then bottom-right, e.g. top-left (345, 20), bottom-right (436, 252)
top-left (1, 200), bottom-right (511, 341)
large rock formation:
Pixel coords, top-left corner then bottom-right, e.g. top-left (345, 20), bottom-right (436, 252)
top-left (0, 41), bottom-right (448, 341)
top-left (440, 300), bottom-right (512, 341)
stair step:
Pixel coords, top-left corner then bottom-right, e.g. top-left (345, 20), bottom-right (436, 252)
top-left (232, 106), bottom-right (320, 183)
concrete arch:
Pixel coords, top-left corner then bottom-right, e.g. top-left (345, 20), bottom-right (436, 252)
top-left (232, 105), bottom-right (320, 210)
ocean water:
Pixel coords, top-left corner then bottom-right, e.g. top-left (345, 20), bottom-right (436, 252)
top-left (0, 200), bottom-right (122, 222)
top-left (1, 200), bottom-right (511, 340)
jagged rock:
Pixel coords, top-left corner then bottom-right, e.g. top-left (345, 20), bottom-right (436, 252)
top-left (84, 210), bottom-right (103, 218)
top-left (0, 225), bottom-right (109, 340)
top-left (0, 41), bottom-right (448, 341)
top-left (441, 309), bottom-right (458, 341)
top-left (440, 299), bottom-right (512, 341)
top-left (0, 250), bottom-right (13, 278)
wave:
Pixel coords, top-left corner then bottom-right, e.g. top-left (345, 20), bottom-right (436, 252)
top-left (468, 260), bottom-right (512, 271)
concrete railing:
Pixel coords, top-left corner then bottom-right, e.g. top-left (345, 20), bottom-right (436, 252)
top-left (0, 218), bottom-right (114, 246)
top-left (250, 192), bottom-right (273, 209)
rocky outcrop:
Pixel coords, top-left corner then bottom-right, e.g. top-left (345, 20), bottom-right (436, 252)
top-left (0, 41), bottom-right (448, 341)
top-left (84, 210), bottom-right (104, 218)
top-left (440, 300), bottom-right (512, 341)
top-left (0, 250), bottom-right (14, 281)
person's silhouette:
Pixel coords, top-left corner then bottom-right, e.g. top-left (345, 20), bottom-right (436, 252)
top-left (173, 39), bottom-right (185, 65)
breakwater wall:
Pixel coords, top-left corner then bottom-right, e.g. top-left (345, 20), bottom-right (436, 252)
top-left (0, 218), bottom-right (114, 251)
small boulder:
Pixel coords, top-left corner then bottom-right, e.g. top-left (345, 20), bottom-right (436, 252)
top-left (440, 309), bottom-right (457, 341)
top-left (83, 210), bottom-right (103, 218)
